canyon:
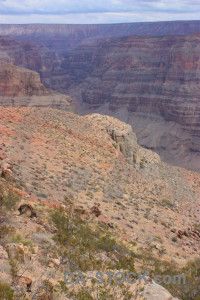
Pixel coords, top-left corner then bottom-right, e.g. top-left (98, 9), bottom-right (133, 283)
top-left (62, 33), bottom-right (200, 172)
top-left (0, 41), bottom-right (74, 110)
top-left (0, 22), bottom-right (200, 171)
top-left (0, 22), bottom-right (200, 299)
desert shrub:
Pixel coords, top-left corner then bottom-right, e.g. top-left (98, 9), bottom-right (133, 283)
top-left (193, 223), bottom-right (200, 233)
top-left (0, 282), bottom-right (14, 299)
top-left (9, 259), bottom-right (19, 281)
top-left (0, 184), bottom-right (21, 211)
top-left (32, 233), bottom-right (55, 247)
top-left (37, 192), bottom-right (48, 198)
top-left (161, 198), bottom-right (174, 208)
top-left (172, 236), bottom-right (177, 243)
top-left (0, 225), bottom-right (15, 237)
top-left (10, 233), bottom-right (32, 246)
top-left (50, 202), bottom-right (137, 299)
top-left (9, 233), bottom-right (35, 254)
top-left (51, 205), bottom-right (134, 273)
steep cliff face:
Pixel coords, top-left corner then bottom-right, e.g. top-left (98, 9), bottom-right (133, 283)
top-left (0, 36), bottom-right (42, 70)
top-left (0, 35), bottom-right (62, 90)
top-left (0, 63), bottom-right (74, 111)
top-left (57, 33), bottom-right (200, 171)
top-left (86, 113), bottom-right (160, 165)
top-left (0, 63), bottom-right (49, 96)
top-left (62, 34), bottom-right (200, 121)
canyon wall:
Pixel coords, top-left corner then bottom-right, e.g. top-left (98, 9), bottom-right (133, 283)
top-left (0, 22), bottom-right (200, 170)
top-left (1, 21), bottom-right (200, 44)
top-left (60, 33), bottom-right (200, 171)
top-left (0, 62), bottom-right (74, 110)
top-left (0, 63), bottom-right (50, 96)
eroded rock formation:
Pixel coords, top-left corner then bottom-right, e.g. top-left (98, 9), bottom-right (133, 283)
top-left (62, 33), bottom-right (200, 171)
top-left (0, 63), bottom-right (75, 111)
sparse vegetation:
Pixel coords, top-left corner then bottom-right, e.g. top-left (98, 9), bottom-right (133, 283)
top-left (161, 198), bottom-right (174, 208)
top-left (0, 184), bottom-right (21, 211)
top-left (0, 107), bottom-right (199, 299)
top-left (0, 282), bottom-right (14, 299)
top-left (172, 236), bottom-right (177, 243)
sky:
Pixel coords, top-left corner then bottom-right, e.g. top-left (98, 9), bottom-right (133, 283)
top-left (0, 0), bottom-right (199, 24)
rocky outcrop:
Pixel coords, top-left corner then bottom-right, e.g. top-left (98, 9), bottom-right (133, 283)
top-left (86, 114), bottom-right (160, 165)
top-left (143, 281), bottom-right (179, 300)
top-left (0, 158), bottom-right (14, 180)
top-left (18, 204), bottom-right (37, 218)
top-left (0, 63), bottom-right (75, 111)
top-left (0, 63), bottom-right (50, 96)
top-left (86, 114), bottom-right (139, 164)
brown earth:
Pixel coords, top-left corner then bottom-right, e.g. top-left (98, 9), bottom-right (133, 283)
top-left (0, 106), bottom-right (199, 298)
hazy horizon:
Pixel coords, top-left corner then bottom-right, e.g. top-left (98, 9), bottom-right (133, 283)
top-left (0, 20), bottom-right (200, 25)
top-left (0, 0), bottom-right (199, 24)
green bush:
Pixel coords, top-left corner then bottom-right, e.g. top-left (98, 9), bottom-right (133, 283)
top-left (51, 205), bottom-right (134, 273)
top-left (161, 199), bottom-right (174, 208)
top-left (0, 283), bottom-right (14, 300)
top-left (172, 236), bottom-right (177, 242)
top-left (0, 184), bottom-right (21, 211)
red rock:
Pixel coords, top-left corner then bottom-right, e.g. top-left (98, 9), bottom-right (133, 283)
top-left (15, 275), bottom-right (32, 292)
top-left (90, 203), bottom-right (101, 217)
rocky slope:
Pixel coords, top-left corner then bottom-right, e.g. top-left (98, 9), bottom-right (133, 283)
top-left (0, 62), bottom-right (74, 110)
top-left (0, 107), bottom-right (199, 299)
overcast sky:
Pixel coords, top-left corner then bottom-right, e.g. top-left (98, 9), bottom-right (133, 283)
top-left (0, 0), bottom-right (199, 24)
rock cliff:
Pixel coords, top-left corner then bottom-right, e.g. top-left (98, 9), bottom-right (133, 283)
top-left (0, 63), bottom-right (49, 96)
top-left (0, 63), bottom-right (74, 110)
top-left (61, 33), bottom-right (200, 171)
top-left (86, 113), bottom-right (160, 165)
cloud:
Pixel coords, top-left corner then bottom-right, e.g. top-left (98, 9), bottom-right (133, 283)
top-left (0, 11), bottom-right (199, 24)
top-left (0, 0), bottom-right (199, 23)
top-left (0, 0), bottom-right (199, 14)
